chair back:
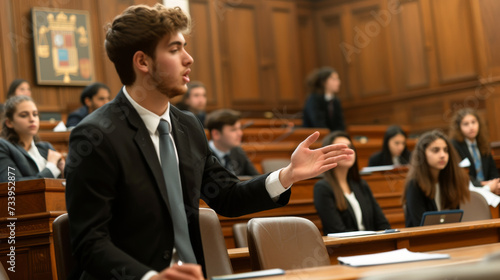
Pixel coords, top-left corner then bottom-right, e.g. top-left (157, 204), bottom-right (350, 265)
top-left (247, 216), bottom-right (329, 270)
top-left (261, 159), bottom-right (290, 173)
top-left (0, 262), bottom-right (9, 280)
top-left (460, 191), bottom-right (492, 222)
top-left (232, 223), bottom-right (248, 248)
top-left (199, 208), bottom-right (233, 278)
top-left (53, 213), bottom-right (77, 280)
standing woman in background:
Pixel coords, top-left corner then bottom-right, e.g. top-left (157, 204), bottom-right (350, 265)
top-left (449, 108), bottom-right (500, 194)
top-left (302, 67), bottom-right (346, 131)
top-left (368, 125), bottom-right (411, 167)
top-left (403, 130), bottom-right (469, 227)
top-left (0, 96), bottom-right (65, 182)
top-left (6, 78), bottom-right (32, 98)
top-left (314, 131), bottom-right (390, 235)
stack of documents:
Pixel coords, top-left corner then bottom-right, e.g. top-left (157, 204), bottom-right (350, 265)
top-left (338, 248), bottom-right (450, 267)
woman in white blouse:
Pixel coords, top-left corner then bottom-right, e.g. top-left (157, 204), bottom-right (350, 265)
top-left (314, 131), bottom-right (390, 235)
top-left (0, 95), bottom-right (64, 182)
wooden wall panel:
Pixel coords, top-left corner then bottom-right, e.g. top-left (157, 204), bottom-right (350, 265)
top-left (392, 0), bottom-right (428, 90)
top-left (350, 2), bottom-right (391, 98)
top-left (297, 6), bottom-right (318, 95)
top-left (188, 0), bottom-right (219, 108)
top-left (268, 1), bottom-right (302, 105)
top-left (218, 1), bottom-right (264, 107)
top-left (430, 0), bottom-right (477, 84)
top-left (476, 0), bottom-right (500, 77)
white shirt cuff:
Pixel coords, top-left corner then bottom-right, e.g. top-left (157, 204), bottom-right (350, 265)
top-left (265, 168), bottom-right (292, 200)
top-left (141, 270), bottom-right (158, 280)
top-left (45, 162), bottom-right (61, 178)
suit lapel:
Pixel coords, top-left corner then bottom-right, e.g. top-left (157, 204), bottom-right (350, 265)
top-left (170, 109), bottom-right (193, 193)
top-left (14, 144), bottom-right (38, 171)
top-left (115, 91), bottom-right (170, 208)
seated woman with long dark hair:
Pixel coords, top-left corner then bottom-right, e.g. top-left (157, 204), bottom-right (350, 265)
top-left (314, 131), bottom-right (390, 235)
top-left (368, 125), bottom-right (411, 167)
top-left (0, 96), bottom-right (65, 182)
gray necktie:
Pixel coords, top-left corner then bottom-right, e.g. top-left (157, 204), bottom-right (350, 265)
top-left (158, 119), bottom-right (197, 263)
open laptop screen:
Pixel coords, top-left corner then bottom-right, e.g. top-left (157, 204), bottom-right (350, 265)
top-left (420, 209), bottom-right (464, 226)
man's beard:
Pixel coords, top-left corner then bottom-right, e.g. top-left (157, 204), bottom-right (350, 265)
top-left (151, 64), bottom-right (187, 98)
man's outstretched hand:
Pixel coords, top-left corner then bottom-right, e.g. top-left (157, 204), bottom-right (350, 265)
top-left (279, 131), bottom-right (354, 188)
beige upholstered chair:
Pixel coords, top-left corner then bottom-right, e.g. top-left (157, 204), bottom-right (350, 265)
top-left (199, 208), bottom-right (233, 278)
top-left (260, 159), bottom-right (290, 173)
top-left (460, 191), bottom-right (492, 222)
top-left (53, 213), bottom-right (77, 280)
top-left (247, 216), bottom-right (329, 270)
top-left (232, 223), bottom-right (248, 248)
top-left (0, 261), bottom-right (9, 280)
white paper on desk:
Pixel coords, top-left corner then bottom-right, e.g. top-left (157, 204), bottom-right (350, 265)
top-left (338, 248), bottom-right (449, 267)
top-left (459, 158), bottom-right (471, 168)
top-left (53, 121), bottom-right (67, 132)
top-left (360, 165), bottom-right (395, 175)
top-left (469, 182), bottom-right (500, 207)
top-left (328, 231), bottom-right (376, 238)
top-left (211, 268), bottom-right (285, 280)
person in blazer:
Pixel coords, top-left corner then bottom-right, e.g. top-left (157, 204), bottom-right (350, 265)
top-left (205, 109), bottom-right (259, 176)
top-left (66, 82), bottom-right (111, 128)
top-left (368, 125), bottom-right (411, 167)
top-left (0, 95), bottom-right (64, 183)
top-left (449, 108), bottom-right (500, 194)
top-left (314, 131), bottom-right (390, 235)
top-left (302, 67), bottom-right (346, 131)
top-left (65, 4), bottom-right (354, 280)
top-left (403, 130), bottom-right (469, 227)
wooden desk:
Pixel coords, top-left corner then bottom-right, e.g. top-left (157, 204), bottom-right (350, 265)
top-left (228, 219), bottom-right (500, 273)
top-left (250, 243), bottom-right (500, 280)
top-left (0, 179), bottom-right (66, 280)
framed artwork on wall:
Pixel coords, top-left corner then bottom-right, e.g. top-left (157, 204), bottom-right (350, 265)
top-left (32, 7), bottom-right (95, 86)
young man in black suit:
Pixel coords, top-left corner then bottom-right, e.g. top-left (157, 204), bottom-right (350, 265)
top-left (205, 109), bottom-right (259, 176)
top-left (65, 4), bottom-right (353, 280)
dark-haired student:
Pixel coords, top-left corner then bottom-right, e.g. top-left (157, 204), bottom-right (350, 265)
top-left (449, 108), bottom-right (500, 195)
top-left (368, 125), bottom-right (411, 166)
top-left (0, 96), bottom-right (65, 182)
top-left (314, 131), bottom-right (390, 235)
top-left (403, 130), bottom-right (469, 227)
top-left (64, 4), bottom-right (353, 280)
top-left (302, 67), bottom-right (346, 131)
top-left (205, 109), bottom-right (259, 176)
top-left (66, 82), bottom-right (111, 128)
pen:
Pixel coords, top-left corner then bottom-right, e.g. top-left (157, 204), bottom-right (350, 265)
top-left (383, 229), bottom-right (399, 233)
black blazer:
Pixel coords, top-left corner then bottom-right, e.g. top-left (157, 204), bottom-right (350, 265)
top-left (212, 146), bottom-right (260, 176)
top-left (404, 179), bottom-right (438, 227)
top-left (451, 139), bottom-right (499, 186)
top-left (66, 106), bottom-right (89, 128)
top-left (302, 93), bottom-right (346, 131)
top-left (313, 179), bottom-right (390, 235)
top-left (65, 90), bottom-right (291, 280)
top-left (0, 139), bottom-right (57, 182)
top-left (368, 151), bottom-right (410, 167)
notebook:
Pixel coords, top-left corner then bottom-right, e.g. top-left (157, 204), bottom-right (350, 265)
top-left (420, 209), bottom-right (464, 226)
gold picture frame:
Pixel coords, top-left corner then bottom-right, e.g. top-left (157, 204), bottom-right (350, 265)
top-left (32, 7), bottom-right (95, 86)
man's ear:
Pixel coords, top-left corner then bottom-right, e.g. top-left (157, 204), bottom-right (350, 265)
top-left (84, 97), bottom-right (92, 108)
top-left (132, 51), bottom-right (151, 74)
top-left (211, 129), bottom-right (221, 141)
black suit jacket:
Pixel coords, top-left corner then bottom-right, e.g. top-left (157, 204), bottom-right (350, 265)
top-left (302, 93), bottom-right (346, 131)
top-left (65, 90), bottom-right (291, 279)
top-left (451, 139), bottom-right (499, 186)
top-left (0, 139), bottom-right (57, 182)
top-left (313, 179), bottom-right (390, 235)
top-left (212, 146), bottom-right (260, 176)
top-left (404, 179), bottom-right (438, 227)
top-left (66, 106), bottom-right (89, 128)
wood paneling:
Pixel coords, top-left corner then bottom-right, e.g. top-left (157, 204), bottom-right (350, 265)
top-left (430, 0), bottom-right (477, 84)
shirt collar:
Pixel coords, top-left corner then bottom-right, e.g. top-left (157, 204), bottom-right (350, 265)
top-left (208, 140), bottom-right (227, 159)
top-left (122, 86), bottom-right (171, 134)
top-left (464, 138), bottom-right (477, 146)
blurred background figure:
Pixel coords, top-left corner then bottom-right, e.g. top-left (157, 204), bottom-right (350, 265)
top-left (6, 78), bottom-right (32, 98)
top-left (368, 125), bottom-right (411, 167)
top-left (0, 96), bottom-right (65, 182)
top-left (449, 108), bottom-right (500, 194)
top-left (302, 67), bottom-right (346, 131)
top-left (66, 82), bottom-right (111, 128)
top-left (314, 131), bottom-right (390, 235)
top-left (176, 81), bottom-right (207, 125)
top-left (205, 109), bottom-right (260, 176)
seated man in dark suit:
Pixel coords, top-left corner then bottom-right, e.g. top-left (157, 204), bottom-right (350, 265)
top-left (205, 109), bottom-right (259, 176)
top-left (66, 82), bottom-right (111, 128)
